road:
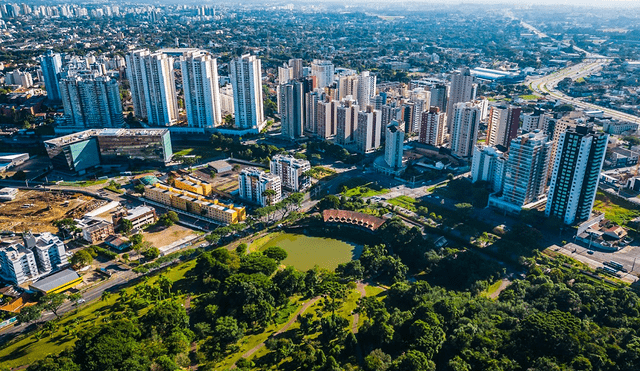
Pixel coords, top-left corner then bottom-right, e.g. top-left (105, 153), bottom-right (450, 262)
top-left (552, 242), bottom-right (639, 284)
top-left (0, 267), bottom-right (137, 343)
top-left (522, 22), bottom-right (640, 124)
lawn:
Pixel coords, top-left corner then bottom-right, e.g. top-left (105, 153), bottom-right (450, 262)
top-left (344, 184), bottom-right (389, 198)
top-left (0, 259), bottom-right (197, 369)
top-left (480, 279), bottom-right (504, 298)
top-left (518, 94), bottom-right (539, 100)
top-left (364, 285), bottom-right (386, 299)
top-left (173, 145), bottom-right (222, 160)
top-left (59, 179), bottom-right (108, 187)
top-left (388, 195), bottom-right (418, 212)
top-left (592, 191), bottom-right (640, 227)
top-left (307, 166), bottom-right (336, 180)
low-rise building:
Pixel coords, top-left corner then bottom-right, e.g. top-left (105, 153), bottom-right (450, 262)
top-left (173, 175), bottom-right (213, 196)
top-left (145, 183), bottom-right (246, 224)
top-left (0, 187), bottom-right (18, 201)
top-left (113, 206), bottom-right (157, 232)
top-left (78, 218), bottom-right (115, 244)
top-left (602, 120), bottom-right (638, 135)
top-left (29, 269), bottom-right (82, 294)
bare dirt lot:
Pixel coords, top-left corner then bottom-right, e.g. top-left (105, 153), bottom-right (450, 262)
top-left (0, 190), bottom-right (105, 233)
top-left (143, 224), bottom-right (197, 250)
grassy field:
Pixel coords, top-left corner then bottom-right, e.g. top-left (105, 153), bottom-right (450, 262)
top-left (59, 179), bottom-right (107, 187)
top-left (344, 184), bottom-right (389, 198)
top-left (0, 260), bottom-right (197, 369)
top-left (592, 191), bottom-right (640, 226)
top-left (173, 145), bottom-right (222, 160)
top-left (518, 94), bottom-right (539, 101)
top-left (480, 280), bottom-right (504, 299)
top-left (388, 195), bottom-right (418, 212)
top-left (307, 166), bottom-right (336, 180)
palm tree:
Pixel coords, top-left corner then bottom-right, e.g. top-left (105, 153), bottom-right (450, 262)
top-left (101, 291), bottom-right (111, 302)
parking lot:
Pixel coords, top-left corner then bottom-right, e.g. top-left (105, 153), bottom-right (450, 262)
top-left (551, 242), bottom-right (640, 283)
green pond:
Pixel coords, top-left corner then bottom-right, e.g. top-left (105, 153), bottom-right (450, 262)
top-left (254, 233), bottom-right (362, 271)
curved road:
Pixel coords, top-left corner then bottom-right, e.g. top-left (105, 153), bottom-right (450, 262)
top-left (522, 22), bottom-right (640, 124)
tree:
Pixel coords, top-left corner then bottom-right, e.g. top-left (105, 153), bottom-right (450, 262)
top-left (130, 233), bottom-right (144, 245)
top-left (141, 300), bottom-right (189, 337)
top-left (142, 246), bottom-right (160, 260)
top-left (74, 320), bottom-right (150, 371)
top-left (454, 203), bottom-right (473, 221)
top-left (263, 246), bottom-right (288, 262)
top-left (121, 219), bottom-right (133, 234)
top-left (262, 189), bottom-right (277, 206)
top-left (70, 250), bottom-right (93, 268)
top-left (134, 184), bottom-right (146, 194)
top-left (215, 316), bottom-right (244, 348)
top-left (17, 304), bottom-right (42, 325)
top-left (160, 211), bottom-right (179, 227)
top-left (240, 254), bottom-right (278, 276)
top-left (101, 291), bottom-right (111, 302)
top-left (39, 293), bottom-right (66, 319)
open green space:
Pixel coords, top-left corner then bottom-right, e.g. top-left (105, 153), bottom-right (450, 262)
top-left (173, 145), bottom-right (222, 160)
top-left (306, 166), bottom-right (336, 180)
top-left (518, 94), bottom-right (539, 100)
top-left (344, 184), bottom-right (389, 198)
top-left (592, 191), bottom-right (640, 227)
top-left (480, 279), bottom-right (504, 298)
top-left (251, 233), bottom-right (362, 271)
top-left (59, 179), bottom-right (107, 187)
top-left (388, 195), bottom-right (418, 212)
top-left (0, 259), bottom-right (197, 369)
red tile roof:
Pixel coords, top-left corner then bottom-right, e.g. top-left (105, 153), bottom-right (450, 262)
top-left (322, 209), bottom-right (386, 231)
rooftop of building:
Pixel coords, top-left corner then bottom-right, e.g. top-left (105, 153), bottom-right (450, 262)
top-left (124, 205), bottom-right (154, 220)
top-left (30, 269), bottom-right (80, 293)
top-left (44, 128), bottom-right (169, 147)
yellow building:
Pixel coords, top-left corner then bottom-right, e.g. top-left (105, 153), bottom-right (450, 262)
top-left (144, 183), bottom-right (245, 224)
top-left (174, 175), bottom-right (213, 196)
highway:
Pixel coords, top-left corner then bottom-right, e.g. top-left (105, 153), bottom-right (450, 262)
top-left (521, 21), bottom-right (640, 124)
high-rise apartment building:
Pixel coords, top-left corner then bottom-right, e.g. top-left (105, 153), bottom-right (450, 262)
top-left (449, 102), bottom-right (481, 158)
top-left (0, 245), bottom-right (39, 285)
top-left (445, 67), bottom-right (475, 129)
top-left (5, 70), bottom-right (33, 88)
top-left (238, 168), bottom-right (282, 206)
top-left (278, 80), bottom-right (304, 140)
top-left (59, 72), bottom-right (124, 128)
top-left (311, 59), bottom-right (335, 89)
top-left (385, 120), bottom-right (405, 169)
top-left (230, 54), bottom-right (265, 131)
top-left (316, 99), bottom-right (337, 140)
top-left (522, 112), bottom-right (553, 133)
top-left (429, 83), bottom-right (448, 113)
top-left (288, 58), bottom-right (303, 80)
top-left (338, 75), bottom-right (359, 101)
top-left (545, 126), bottom-right (609, 224)
top-left (486, 105), bottom-right (521, 149)
top-left (125, 49), bottom-right (178, 126)
top-left (355, 106), bottom-right (382, 154)
top-left (419, 107), bottom-right (446, 146)
top-left (270, 154), bottom-right (311, 192)
top-left (490, 130), bottom-right (552, 213)
top-left (357, 71), bottom-right (376, 107)
top-left (336, 98), bottom-right (359, 145)
top-left (305, 89), bottom-right (324, 134)
top-left (181, 50), bottom-right (223, 128)
top-left (0, 233), bottom-right (68, 285)
top-left (278, 64), bottom-right (292, 85)
top-left (471, 145), bottom-right (506, 192)
top-left (39, 50), bottom-right (63, 101)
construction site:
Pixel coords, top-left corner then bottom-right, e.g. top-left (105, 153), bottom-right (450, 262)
top-left (0, 190), bottom-right (106, 233)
